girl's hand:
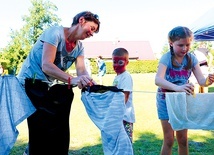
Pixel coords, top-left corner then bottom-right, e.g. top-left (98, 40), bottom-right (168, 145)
top-left (206, 74), bottom-right (214, 85)
top-left (175, 83), bottom-right (195, 95)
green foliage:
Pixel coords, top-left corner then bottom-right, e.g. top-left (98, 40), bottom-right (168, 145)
top-left (23, 0), bottom-right (61, 44)
top-left (126, 60), bottom-right (158, 73)
top-left (160, 43), bottom-right (169, 55)
top-left (68, 60), bottom-right (159, 75)
top-left (1, 0), bottom-right (61, 74)
top-left (103, 60), bottom-right (159, 74)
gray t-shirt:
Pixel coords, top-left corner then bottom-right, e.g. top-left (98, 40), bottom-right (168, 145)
top-left (17, 26), bottom-right (84, 84)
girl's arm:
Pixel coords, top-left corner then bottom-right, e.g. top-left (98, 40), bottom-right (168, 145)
top-left (155, 63), bottom-right (178, 91)
top-left (193, 64), bottom-right (214, 86)
top-left (155, 63), bottom-right (194, 94)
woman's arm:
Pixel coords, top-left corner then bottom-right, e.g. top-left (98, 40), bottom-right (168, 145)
top-left (75, 55), bottom-right (89, 76)
top-left (42, 42), bottom-right (93, 87)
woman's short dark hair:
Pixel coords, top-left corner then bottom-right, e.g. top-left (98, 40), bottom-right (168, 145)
top-left (72, 11), bottom-right (100, 33)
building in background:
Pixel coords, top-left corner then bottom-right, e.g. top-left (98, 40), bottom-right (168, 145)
top-left (82, 41), bottom-right (155, 60)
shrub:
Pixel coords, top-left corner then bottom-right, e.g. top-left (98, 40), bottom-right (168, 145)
top-left (68, 60), bottom-right (158, 75)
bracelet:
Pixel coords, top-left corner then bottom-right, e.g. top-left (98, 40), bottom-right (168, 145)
top-left (68, 77), bottom-right (72, 89)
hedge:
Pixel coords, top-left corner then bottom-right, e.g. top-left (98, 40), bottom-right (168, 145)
top-left (68, 59), bottom-right (159, 75)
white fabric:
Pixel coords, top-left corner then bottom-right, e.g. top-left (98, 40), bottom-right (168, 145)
top-left (193, 49), bottom-right (208, 63)
top-left (166, 92), bottom-right (214, 131)
top-left (0, 75), bottom-right (36, 155)
top-left (81, 90), bottom-right (133, 155)
top-left (113, 71), bottom-right (135, 123)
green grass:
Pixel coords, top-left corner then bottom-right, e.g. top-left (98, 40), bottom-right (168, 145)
top-left (10, 73), bottom-right (214, 155)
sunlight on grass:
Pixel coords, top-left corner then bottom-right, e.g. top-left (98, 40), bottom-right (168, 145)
top-left (189, 130), bottom-right (213, 142)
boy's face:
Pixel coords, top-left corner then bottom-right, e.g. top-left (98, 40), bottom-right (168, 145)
top-left (112, 56), bottom-right (128, 74)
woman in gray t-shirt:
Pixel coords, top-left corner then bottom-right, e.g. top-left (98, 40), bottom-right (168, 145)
top-left (18, 11), bottom-right (100, 155)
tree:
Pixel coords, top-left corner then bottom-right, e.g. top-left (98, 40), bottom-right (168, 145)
top-left (1, 0), bottom-right (61, 74)
top-left (160, 43), bottom-right (169, 56)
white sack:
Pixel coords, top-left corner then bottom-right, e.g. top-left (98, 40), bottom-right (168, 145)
top-left (166, 92), bottom-right (214, 131)
top-left (81, 86), bottom-right (133, 155)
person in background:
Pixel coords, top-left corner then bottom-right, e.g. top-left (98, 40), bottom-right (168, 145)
top-left (96, 55), bottom-right (106, 85)
top-left (17, 11), bottom-right (100, 155)
top-left (191, 42), bottom-right (213, 93)
top-left (112, 47), bottom-right (135, 143)
top-left (155, 26), bottom-right (214, 155)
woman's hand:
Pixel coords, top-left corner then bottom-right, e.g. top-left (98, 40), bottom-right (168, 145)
top-left (72, 75), bottom-right (96, 89)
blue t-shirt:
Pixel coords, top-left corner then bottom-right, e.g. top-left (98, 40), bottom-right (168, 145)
top-left (157, 51), bottom-right (198, 100)
top-left (159, 51), bottom-right (198, 86)
top-left (17, 26), bottom-right (84, 84)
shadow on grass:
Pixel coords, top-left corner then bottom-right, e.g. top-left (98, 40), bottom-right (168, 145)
top-left (189, 130), bottom-right (214, 155)
top-left (10, 131), bottom-right (214, 155)
top-left (68, 132), bottom-right (163, 155)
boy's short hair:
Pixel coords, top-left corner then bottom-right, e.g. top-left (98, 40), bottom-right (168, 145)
top-left (112, 48), bottom-right (129, 58)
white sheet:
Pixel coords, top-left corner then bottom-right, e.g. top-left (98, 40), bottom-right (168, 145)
top-left (0, 75), bottom-right (36, 155)
top-left (166, 92), bottom-right (214, 131)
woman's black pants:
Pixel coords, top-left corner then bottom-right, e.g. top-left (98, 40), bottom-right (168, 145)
top-left (25, 79), bottom-right (74, 155)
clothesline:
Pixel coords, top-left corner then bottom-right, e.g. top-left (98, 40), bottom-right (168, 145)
top-left (132, 90), bottom-right (198, 96)
top-left (132, 90), bottom-right (158, 93)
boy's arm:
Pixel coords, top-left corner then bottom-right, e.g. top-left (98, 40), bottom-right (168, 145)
top-left (123, 91), bottom-right (130, 103)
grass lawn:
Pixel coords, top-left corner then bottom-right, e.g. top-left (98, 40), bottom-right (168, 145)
top-left (11, 73), bottom-right (214, 155)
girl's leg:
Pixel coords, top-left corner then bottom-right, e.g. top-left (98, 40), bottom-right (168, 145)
top-left (176, 129), bottom-right (188, 155)
top-left (160, 120), bottom-right (174, 155)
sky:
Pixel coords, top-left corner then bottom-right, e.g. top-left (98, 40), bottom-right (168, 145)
top-left (1, 0), bottom-right (214, 53)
